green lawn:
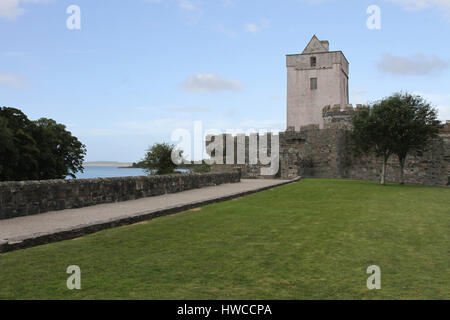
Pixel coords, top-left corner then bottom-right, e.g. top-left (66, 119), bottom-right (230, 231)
top-left (0, 179), bottom-right (449, 300)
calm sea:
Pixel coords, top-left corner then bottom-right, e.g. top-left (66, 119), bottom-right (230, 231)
top-left (72, 166), bottom-right (189, 179)
top-left (73, 166), bottom-right (147, 179)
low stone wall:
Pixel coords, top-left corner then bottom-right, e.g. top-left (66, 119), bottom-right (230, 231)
top-left (0, 172), bottom-right (241, 220)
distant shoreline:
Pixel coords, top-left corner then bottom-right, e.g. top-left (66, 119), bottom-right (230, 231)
top-left (83, 162), bottom-right (134, 167)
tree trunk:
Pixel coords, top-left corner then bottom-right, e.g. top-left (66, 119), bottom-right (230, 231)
top-left (380, 156), bottom-right (387, 185)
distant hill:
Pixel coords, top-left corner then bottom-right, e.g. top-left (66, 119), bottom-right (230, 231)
top-left (83, 161), bottom-right (133, 167)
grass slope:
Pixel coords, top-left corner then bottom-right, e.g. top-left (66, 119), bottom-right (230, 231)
top-left (0, 179), bottom-right (448, 299)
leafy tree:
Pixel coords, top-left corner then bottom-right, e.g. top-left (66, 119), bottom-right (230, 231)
top-left (384, 93), bottom-right (441, 184)
top-left (351, 93), bottom-right (441, 185)
top-left (351, 106), bottom-right (393, 184)
top-left (0, 107), bottom-right (86, 181)
top-left (32, 118), bottom-right (87, 179)
top-left (0, 107), bottom-right (39, 181)
top-left (0, 117), bottom-right (16, 179)
top-left (142, 143), bottom-right (182, 175)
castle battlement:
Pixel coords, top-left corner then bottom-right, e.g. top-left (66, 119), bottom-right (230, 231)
top-left (322, 103), bottom-right (365, 114)
top-left (321, 104), bottom-right (368, 129)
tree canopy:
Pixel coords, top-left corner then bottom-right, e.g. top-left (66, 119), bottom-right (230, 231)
top-left (0, 107), bottom-right (86, 181)
top-left (142, 142), bottom-right (182, 175)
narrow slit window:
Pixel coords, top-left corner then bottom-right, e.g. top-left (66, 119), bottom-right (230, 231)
top-left (310, 77), bottom-right (318, 90)
top-left (310, 57), bottom-right (317, 67)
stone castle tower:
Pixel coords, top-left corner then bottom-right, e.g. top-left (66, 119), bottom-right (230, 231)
top-left (207, 36), bottom-right (449, 186)
top-left (287, 35), bottom-right (349, 130)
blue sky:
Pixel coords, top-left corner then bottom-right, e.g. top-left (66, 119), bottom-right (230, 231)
top-left (1, 0), bottom-right (450, 162)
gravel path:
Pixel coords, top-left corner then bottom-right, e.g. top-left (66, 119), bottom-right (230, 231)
top-left (0, 179), bottom-right (297, 250)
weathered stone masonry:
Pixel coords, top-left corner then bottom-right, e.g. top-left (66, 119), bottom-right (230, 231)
top-left (283, 105), bottom-right (449, 186)
top-left (206, 133), bottom-right (278, 179)
top-left (0, 172), bottom-right (241, 220)
top-left (208, 105), bottom-right (450, 187)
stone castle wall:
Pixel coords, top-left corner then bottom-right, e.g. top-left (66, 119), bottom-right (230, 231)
top-left (207, 105), bottom-right (450, 187)
top-left (280, 125), bottom-right (347, 180)
top-left (206, 133), bottom-right (278, 179)
top-left (0, 172), bottom-right (241, 220)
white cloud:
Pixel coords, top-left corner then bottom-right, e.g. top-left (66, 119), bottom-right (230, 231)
top-left (180, 73), bottom-right (243, 92)
top-left (245, 23), bottom-right (260, 33)
top-left (171, 106), bottom-right (210, 113)
top-left (128, 105), bottom-right (210, 113)
top-left (144, 0), bottom-right (202, 23)
top-left (377, 54), bottom-right (449, 75)
top-left (0, 0), bottom-right (51, 21)
top-left (216, 24), bottom-right (238, 38)
top-left (81, 116), bottom-right (285, 143)
top-left (178, 0), bottom-right (202, 24)
top-left (0, 73), bottom-right (29, 89)
top-left (79, 118), bottom-right (195, 137)
top-left (117, 118), bottom-right (194, 135)
top-left (245, 19), bottom-right (270, 33)
top-left (0, 0), bottom-right (23, 20)
top-left (386, 0), bottom-right (450, 15)
top-left (303, 0), bottom-right (450, 19)
top-left (217, 19), bottom-right (268, 37)
top-left (178, 0), bottom-right (196, 11)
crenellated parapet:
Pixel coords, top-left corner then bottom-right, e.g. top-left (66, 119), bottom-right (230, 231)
top-left (280, 128), bottom-right (305, 142)
top-left (322, 103), bottom-right (366, 129)
top-left (441, 120), bottom-right (450, 134)
top-left (281, 124), bottom-right (320, 142)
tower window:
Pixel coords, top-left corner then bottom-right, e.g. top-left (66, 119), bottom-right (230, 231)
top-left (310, 57), bottom-right (317, 67)
top-left (310, 77), bottom-right (318, 90)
